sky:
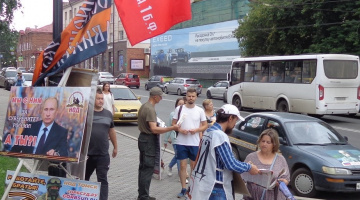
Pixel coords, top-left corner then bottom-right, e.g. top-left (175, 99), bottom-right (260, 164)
top-left (11, 0), bottom-right (54, 31)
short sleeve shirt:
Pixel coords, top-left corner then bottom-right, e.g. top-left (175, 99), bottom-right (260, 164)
top-left (138, 102), bottom-right (157, 134)
top-left (88, 109), bottom-right (114, 155)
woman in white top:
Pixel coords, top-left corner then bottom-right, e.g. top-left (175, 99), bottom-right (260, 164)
top-left (102, 83), bottom-right (115, 115)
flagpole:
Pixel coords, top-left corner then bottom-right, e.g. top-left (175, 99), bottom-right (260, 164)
top-left (112, 0), bottom-right (115, 76)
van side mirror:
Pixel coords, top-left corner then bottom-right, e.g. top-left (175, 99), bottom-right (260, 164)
top-left (137, 96), bottom-right (141, 100)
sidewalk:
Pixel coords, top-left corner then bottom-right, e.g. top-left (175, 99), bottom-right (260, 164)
top-left (98, 132), bottom-right (245, 200)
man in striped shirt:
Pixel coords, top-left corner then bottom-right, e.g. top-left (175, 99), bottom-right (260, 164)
top-left (188, 104), bottom-right (259, 200)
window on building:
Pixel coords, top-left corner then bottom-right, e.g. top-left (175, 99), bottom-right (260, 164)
top-left (119, 31), bottom-right (124, 40)
top-left (74, 8), bottom-right (77, 16)
top-left (65, 12), bottom-right (67, 21)
top-left (69, 10), bottom-right (73, 19)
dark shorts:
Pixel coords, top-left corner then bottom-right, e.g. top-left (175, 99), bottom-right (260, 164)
top-left (176, 145), bottom-right (199, 161)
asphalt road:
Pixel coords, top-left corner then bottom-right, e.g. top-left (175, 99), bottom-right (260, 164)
top-left (1, 85), bottom-right (360, 199)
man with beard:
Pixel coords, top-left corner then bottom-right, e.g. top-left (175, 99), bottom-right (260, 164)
top-left (38, 178), bottom-right (63, 200)
top-left (187, 104), bottom-right (260, 200)
top-left (172, 88), bottom-right (208, 198)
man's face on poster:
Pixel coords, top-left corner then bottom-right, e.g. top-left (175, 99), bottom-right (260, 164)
top-left (41, 98), bottom-right (58, 126)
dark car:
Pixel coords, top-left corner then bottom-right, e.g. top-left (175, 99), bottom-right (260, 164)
top-left (115, 73), bottom-right (140, 89)
top-left (175, 48), bottom-right (191, 62)
top-left (0, 70), bottom-right (17, 90)
top-left (144, 75), bottom-right (173, 91)
top-left (229, 112), bottom-right (360, 198)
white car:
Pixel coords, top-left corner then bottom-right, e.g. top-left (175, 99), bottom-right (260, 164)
top-left (206, 81), bottom-right (229, 100)
top-left (22, 73), bottom-right (34, 87)
top-left (98, 72), bottom-right (115, 85)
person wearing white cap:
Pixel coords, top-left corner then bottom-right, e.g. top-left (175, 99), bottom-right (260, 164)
top-left (187, 104), bottom-right (259, 200)
top-left (137, 87), bottom-right (179, 200)
top-left (14, 69), bottom-right (25, 86)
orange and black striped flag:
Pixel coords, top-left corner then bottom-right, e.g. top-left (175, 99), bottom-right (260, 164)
top-left (33, 0), bottom-right (111, 86)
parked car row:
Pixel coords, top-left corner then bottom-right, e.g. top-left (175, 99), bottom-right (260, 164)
top-left (0, 69), bottom-right (34, 90)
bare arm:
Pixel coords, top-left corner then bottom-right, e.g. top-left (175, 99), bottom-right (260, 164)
top-left (109, 127), bottom-right (118, 158)
top-left (149, 121), bottom-right (179, 134)
top-left (189, 120), bottom-right (208, 135)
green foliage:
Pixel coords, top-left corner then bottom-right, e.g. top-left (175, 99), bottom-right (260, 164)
top-left (0, 156), bottom-right (28, 197)
top-left (235, 0), bottom-right (360, 56)
top-left (0, 0), bottom-right (21, 67)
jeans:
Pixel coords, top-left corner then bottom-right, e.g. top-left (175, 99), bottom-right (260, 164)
top-left (138, 133), bottom-right (157, 200)
top-left (85, 154), bottom-right (110, 200)
top-left (209, 184), bottom-right (227, 200)
top-left (168, 144), bottom-right (180, 173)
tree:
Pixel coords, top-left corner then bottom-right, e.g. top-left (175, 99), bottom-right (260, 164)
top-left (0, 0), bottom-right (21, 67)
top-left (234, 0), bottom-right (360, 57)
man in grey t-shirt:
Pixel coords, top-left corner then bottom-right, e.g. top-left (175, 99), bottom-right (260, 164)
top-left (85, 88), bottom-right (118, 200)
top-left (137, 87), bottom-right (179, 200)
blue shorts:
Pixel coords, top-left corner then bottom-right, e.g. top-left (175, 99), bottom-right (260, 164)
top-left (176, 145), bottom-right (199, 161)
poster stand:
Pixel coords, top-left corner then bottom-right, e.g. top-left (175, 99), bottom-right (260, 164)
top-left (1, 67), bottom-right (99, 200)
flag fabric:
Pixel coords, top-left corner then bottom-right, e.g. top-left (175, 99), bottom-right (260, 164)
top-left (114, 0), bottom-right (192, 46)
top-left (33, 0), bottom-right (111, 86)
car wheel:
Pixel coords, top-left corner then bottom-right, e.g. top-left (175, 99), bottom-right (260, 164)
top-left (206, 91), bottom-right (212, 99)
top-left (231, 145), bottom-right (241, 161)
top-left (291, 168), bottom-right (317, 198)
top-left (136, 86), bottom-right (139, 89)
top-left (277, 100), bottom-right (289, 112)
top-left (164, 87), bottom-right (168, 94)
top-left (145, 84), bottom-right (149, 90)
top-left (232, 95), bottom-right (242, 111)
top-left (177, 89), bottom-right (182, 96)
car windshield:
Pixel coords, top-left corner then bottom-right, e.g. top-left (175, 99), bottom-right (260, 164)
top-left (23, 74), bottom-right (33, 81)
top-left (6, 71), bottom-right (17, 77)
top-left (112, 88), bottom-right (137, 100)
top-left (285, 121), bottom-right (347, 145)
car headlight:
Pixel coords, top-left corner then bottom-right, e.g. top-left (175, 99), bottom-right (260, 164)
top-left (322, 166), bottom-right (352, 175)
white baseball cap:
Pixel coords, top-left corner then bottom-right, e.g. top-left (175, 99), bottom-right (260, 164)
top-left (220, 104), bottom-right (245, 121)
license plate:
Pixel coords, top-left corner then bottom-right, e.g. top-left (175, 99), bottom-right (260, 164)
top-left (357, 183), bottom-right (360, 190)
top-left (123, 113), bottom-right (136, 117)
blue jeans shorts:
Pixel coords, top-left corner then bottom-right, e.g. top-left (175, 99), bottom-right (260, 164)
top-left (176, 145), bottom-right (199, 161)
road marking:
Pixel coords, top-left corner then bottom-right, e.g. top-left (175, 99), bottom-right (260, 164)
top-left (332, 126), bottom-right (360, 134)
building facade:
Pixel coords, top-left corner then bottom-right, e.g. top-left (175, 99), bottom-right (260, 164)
top-left (150, 0), bottom-right (250, 85)
top-left (16, 25), bottom-right (53, 71)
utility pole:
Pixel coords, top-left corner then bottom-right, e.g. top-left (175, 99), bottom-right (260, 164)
top-left (112, 0), bottom-right (115, 76)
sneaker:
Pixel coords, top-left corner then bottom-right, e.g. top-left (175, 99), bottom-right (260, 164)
top-left (177, 188), bottom-right (187, 198)
top-left (167, 166), bottom-right (173, 177)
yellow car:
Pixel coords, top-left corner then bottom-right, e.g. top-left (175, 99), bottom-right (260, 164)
top-left (110, 85), bottom-right (142, 123)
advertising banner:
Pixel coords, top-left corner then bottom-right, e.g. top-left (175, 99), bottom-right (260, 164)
top-left (0, 86), bottom-right (91, 162)
top-left (4, 170), bottom-right (100, 200)
top-left (150, 20), bottom-right (240, 78)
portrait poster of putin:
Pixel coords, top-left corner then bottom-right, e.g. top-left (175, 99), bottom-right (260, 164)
top-left (0, 86), bottom-right (91, 162)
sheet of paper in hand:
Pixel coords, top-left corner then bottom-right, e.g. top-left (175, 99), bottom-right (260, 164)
top-left (177, 113), bottom-right (187, 125)
top-left (242, 168), bottom-right (285, 190)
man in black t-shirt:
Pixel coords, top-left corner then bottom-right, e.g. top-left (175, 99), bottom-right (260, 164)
top-left (85, 88), bottom-right (118, 200)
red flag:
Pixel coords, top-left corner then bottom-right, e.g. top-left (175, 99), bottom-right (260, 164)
top-left (114, 0), bottom-right (192, 45)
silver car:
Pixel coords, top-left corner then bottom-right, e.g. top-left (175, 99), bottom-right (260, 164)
top-left (98, 72), bottom-right (115, 85)
top-left (206, 81), bottom-right (229, 100)
top-left (164, 78), bottom-right (202, 96)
